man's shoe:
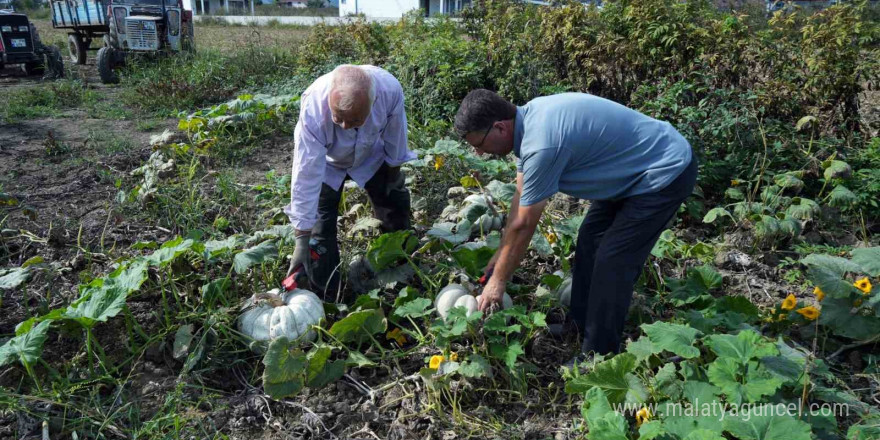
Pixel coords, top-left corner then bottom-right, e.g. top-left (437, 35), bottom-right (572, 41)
top-left (547, 320), bottom-right (581, 338)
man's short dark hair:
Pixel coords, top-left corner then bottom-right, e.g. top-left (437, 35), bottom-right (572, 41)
top-left (454, 89), bottom-right (517, 138)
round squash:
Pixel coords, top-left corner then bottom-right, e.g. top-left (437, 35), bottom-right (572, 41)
top-left (435, 284), bottom-right (478, 321)
top-left (557, 277), bottom-right (572, 306)
top-left (491, 215), bottom-right (503, 230)
top-left (239, 288), bottom-right (325, 344)
top-left (476, 292), bottom-right (513, 310)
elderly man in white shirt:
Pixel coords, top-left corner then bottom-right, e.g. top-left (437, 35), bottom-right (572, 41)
top-left (284, 64), bottom-right (415, 299)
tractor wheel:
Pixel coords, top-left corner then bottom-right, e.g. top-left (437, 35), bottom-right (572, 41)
top-left (44, 46), bottom-right (65, 79)
top-left (68, 34), bottom-right (87, 65)
top-left (97, 46), bottom-right (120, 84)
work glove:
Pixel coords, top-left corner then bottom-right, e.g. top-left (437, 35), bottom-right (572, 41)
top-left (287, 234), bottom-right (315, 286)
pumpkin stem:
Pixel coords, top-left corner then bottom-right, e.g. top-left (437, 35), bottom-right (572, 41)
top-left (254, 291), bottom-right (286, 307)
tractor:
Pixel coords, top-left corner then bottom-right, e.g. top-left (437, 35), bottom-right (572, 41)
top-left (50, 0), bottom-right (194, 84)
top-left (0, 9), bottom-right (64, 78)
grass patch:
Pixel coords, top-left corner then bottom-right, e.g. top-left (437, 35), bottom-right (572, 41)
top-left (0, 80), bottom-right (98, 122)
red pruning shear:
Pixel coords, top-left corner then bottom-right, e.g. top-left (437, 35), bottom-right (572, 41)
top-left (281, 249), bottom-right (320, 291)
top-left (478, 267), bottom-right (495, 286)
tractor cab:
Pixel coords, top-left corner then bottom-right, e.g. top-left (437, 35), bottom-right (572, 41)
top-left (0, 10), bottom-right (64, 77)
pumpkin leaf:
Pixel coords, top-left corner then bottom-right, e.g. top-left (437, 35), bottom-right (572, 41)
top-left (707, 359), bottom-right (783, 405)
top-left (393, 298), bottom-right (432, 318)
top-left (485, 180), bottom-right (517, 204)
top-left (682, 381), bottom-right (721, 406)
top-left (530, 230), bottom-right (552, 256)
top-left (457, 354), bottom-right (492, 378)
top-left (348, 217), bottom-right (383, 237)
top-left (828, 185), bottom-right (857, 208)
top-left (774, 174), bottom-right (804, 191)
top-left (806, 265), bottom-right (856, 299)
top-left (785, 198), bottom-right (820, 220)
top-left (173, 324), bottom-right (195, 360)
top-left (366, 230), bottom-right (417, 271)
top-left (63, 284), bottom-right (129, 329)
top-left (850, 247), bottom-right (880, 277)
top-left (565, 353), bottom-right (648, 405)
top-left (329, 309), bottom-right (387, 345)
top-left (233, 240), bottom-right (278, 274)
top-left (818, 298), bottom-right (880, 340)
top-left (451, 245), bottom-right (495, 279)
top-left (0, 267), bottom-right (31, 290)
top-left (822, 160), bottom-right (852, 181)
top-left (0, 319), bottom-right (52, 367)
top-left (145, 237), bottom-right (195, 267)
top-left (703, 207), bottom-right (733, 224)
top-left (427, 220), bottom-right (471, 245)
top-left (801, 254), bottom-right (862, 277)
top-left (704, 330), bottom-right (777, 365)
top-left (641, 321), bottom-right (702, 359)
top-left (581, 387), bottom-right (629, 440)
top-left (459, 175), bottom-right (480, 188)
top-left (638, 421), bottom-right (666, 440)
top-left (626, 336), bottom-right (658, 363)
top-left (262, 336), bottom-right (307, 399)
top-left (722, 408), bottom-right (812, 440)
top-left (305, 345), bottom-right (345, 388)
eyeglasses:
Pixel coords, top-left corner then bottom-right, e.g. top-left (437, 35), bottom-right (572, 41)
top-left (473, 125), bottom-right (494, 149)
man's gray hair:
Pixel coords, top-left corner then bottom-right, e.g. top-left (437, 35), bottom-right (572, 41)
top-left (330, 65), bottom-right (376, 112)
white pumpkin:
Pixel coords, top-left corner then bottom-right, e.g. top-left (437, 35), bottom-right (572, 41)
top-left (435, 284), bottom-right (477, 321)
top-left (557, 277), bottom-right (572, 307)
top-left (476, 292), bottom-right (513, 310)
top-left (239, 288), bottom-right (325, 344)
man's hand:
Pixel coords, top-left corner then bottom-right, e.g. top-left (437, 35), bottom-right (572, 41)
top-left (288, 234), bottom-right (315, 283)
top-left (478, 279), bottom-right (505, 313)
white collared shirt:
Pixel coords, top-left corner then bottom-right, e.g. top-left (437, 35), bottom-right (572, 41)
top-left (283, 65), bottom-right (416, 231)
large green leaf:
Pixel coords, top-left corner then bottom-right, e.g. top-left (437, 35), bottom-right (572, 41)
top-left (566, 353), bottom-right (648, 405)
top-left (722, 409), bottom-right (812, 440)
top-left (530, 231), bottom-right (553, 256)
top-left (581, 388), bottom-right (629, 440)
top-left (328, 309), bottom-right (386, 345)
top-left (638, 421), bottom-right (665, 440)
top-left (63, 284), bottom-right (128, 329)
top-left (807, 265), bottom-right (856, 300)
top-left (661, 412), bottom-right (725, 439)
top-left (785, 198), bottom-right (820, 220)
top-left (828, 185), bottom-right (857, 208)
top-left (393, 298), bottom-right (432, 318)
top-left (427, 220), bottom-right (471, 245)
top-left (850, 247), bottom-right (880, 277)
top-left (683, 430), bottom-right (726, 440)
top-left (689, 266), bottom-right (723, 290)
top-left (802, 254), bottom-right (863, 277)
top-left (0, 319), bottom-right (52, 367)
top-left (203, 235), bottom-right (244, 259)
top-left (819, 297), bottom-right (880, 340)
top-left (451, 245), bottom-right (495, 279)
top-left (486, 180), bottom-right (517, 204)
top-left (707, 359), bottom-right (783, 405)
top-left (773, 174), bottom-right (804, 191)
top-left (366, 230), bottom-right (417, 270)
top-left (641, 321), bottom-right (702, 359)
top-left (0, 267), bottom-right (31, 290)
top-left (233, 240), bottom-right (278, 274)
top-left (703, 207), bottom-right (733, 224)
top-left (305, 345), bottom-right (345, 388)
top-left (823, 160), bottom-right (851, 181)
top-left (262, 337), bottom-right (306, 399)
top-left (626, 336), bottom-right (658, 363)
top-left (704, 330), bottom-right (777, 365)
top-left (682, 381), bottom-right (721, 406)
top-left (145, 237), bottom-right (195, 267)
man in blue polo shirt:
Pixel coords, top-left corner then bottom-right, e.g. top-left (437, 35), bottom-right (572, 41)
top-left (454, 90), bottom-right (697, 364)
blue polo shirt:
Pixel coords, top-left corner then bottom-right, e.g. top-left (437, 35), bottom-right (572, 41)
top-left (514, 93), bottom-right (693, 206)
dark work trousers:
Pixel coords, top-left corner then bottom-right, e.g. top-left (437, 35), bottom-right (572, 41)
top-left (309, 162), bottom-right (411, 300)
top-left (570, 157), bottom-right (698, 355)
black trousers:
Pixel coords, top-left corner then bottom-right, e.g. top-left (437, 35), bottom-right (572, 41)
top-left (310, 163), bottom-right (411, 300)
top-left (570, 158), bottom-right (698, 355)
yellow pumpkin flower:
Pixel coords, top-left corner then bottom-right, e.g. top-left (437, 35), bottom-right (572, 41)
top-left (545, 232), bottom-right (558, 244)
top-left (386, 328), bottom-right (407, 346)
top-left (796, 306), bottom-right (819, 321)
top-left (776, 313), bottom-right (786, 322)
top-left (449, 352), bottom-right (459, 362)
top-left (781, 294), bottom-right (797, 311)
top-left (854, 278), bottom-right (872, 295)
top-left (433, 156), bottom-right (445, 171)
top-left (429, 355), bottom-right (445, 369)
top-left (813, 286), bottom-right (825, 302)
top-left (731, 179), bottom-right (740, 186)
top-left (635, 407), bottom-right (652, 427)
